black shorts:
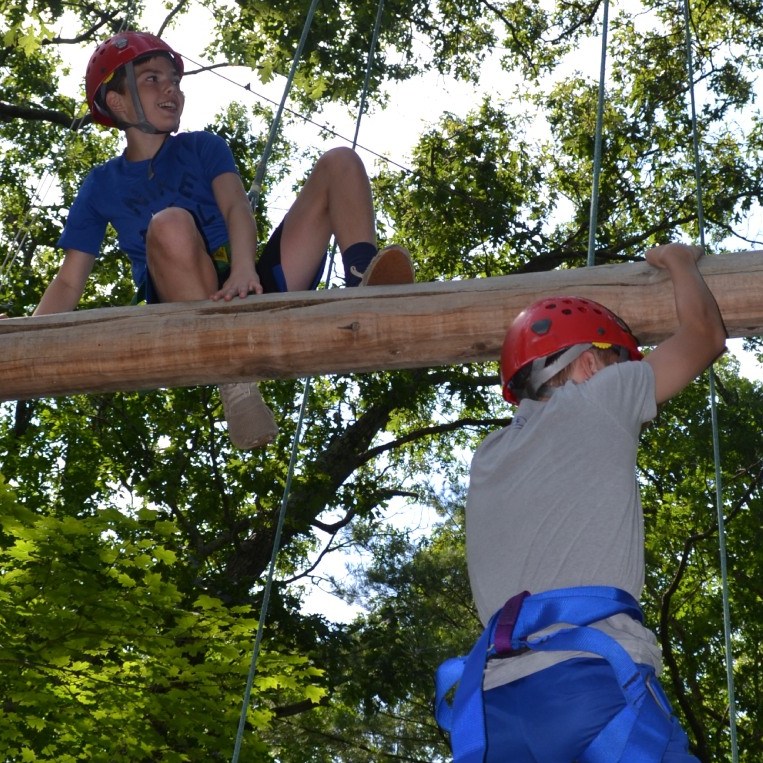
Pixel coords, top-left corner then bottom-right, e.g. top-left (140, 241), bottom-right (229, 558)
top-left (138, 220), bottom-right (326, 304)
top-left (255, 221), bottom-right (327, 293)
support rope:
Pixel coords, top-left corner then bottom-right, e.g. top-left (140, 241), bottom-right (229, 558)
top-left (586, 0), bottom-right (609, 268)
top-left (230, 4), bottom-right (321, 754)
top-left (325, 0), bottom-right (386, 285)
top-left (247, 0), bottom-right (321, 209)
top-left (230, 380), bottom-right (313, 763)
top-left (352, 0), bottom-right (385, 148)
top-left (680, 2), bottom-right (739, 759)
top-left (230, 3), bottom-right (385, 759)
top-left (587, 3), bottom-right (739, 758)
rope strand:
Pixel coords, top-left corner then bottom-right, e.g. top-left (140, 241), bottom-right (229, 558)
top-left (230, 2), bottom-right (385, 758)
top-left (230, 3), bottom-right (321, 756)
top-left (586, 0), bottom-right (609, 268)
top-left (680, 1), bottom-right (739, 759)
top-left (247, 0), bottom-right (321, 209)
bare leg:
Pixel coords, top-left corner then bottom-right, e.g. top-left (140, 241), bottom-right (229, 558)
top-left (278, 147), bottom-right (376, 291)
top-left (146, 207), bottom-right (218, 301)
top-left (147, 207), bottom-right (277, 450)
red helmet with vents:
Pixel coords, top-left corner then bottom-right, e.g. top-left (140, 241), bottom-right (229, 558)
top-left (500, 296), bottom-right (642, 403)
top-left (86, 32), bottom-right (183, 127)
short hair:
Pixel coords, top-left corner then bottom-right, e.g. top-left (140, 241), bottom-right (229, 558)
top-left (512, 344), bottom-right (625, 401)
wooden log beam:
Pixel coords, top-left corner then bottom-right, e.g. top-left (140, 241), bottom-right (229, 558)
top-left (1, 251), bottom-right (762, 402)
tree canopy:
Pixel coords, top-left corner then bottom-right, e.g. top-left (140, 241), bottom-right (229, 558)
top-left (1, 0), bottom-right (763, 760)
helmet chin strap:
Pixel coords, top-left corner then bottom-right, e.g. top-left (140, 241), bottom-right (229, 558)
top-left (111, 61), bottom-right (174, 135)
top-left (528, 343), bottom-right (591, 399)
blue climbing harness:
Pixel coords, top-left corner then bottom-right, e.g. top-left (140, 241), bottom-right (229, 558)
top-left (435, 586), bottom-right (678, 762)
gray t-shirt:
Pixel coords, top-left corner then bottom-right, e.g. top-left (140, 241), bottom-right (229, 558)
top-left (466, 360), bottom-right (662, 689)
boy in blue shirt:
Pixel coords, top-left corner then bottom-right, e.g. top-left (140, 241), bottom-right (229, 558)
top-left (34, 31), bottom-right (414, 449)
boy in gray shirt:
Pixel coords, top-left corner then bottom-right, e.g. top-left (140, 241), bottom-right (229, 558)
top-left (440, 244), bottom-right (725, 762)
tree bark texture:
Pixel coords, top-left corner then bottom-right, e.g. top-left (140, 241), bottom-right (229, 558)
top-left (1, 251), bottom-right (761, 401)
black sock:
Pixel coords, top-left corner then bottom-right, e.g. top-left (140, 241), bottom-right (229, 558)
top-left (341, 242), bottom-right (377, 286)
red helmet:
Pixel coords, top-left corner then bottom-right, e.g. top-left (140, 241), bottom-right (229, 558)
top-left (500, 296), bottom-right (643, 403)
top-left (86, 32), bottom-right (184, 127)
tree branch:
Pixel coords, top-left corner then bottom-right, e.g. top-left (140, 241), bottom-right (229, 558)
top-left (0, 101), bottom-right (87, 129)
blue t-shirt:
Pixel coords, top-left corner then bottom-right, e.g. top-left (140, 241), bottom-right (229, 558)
top-left (57, 131), bottom-right (238, 287)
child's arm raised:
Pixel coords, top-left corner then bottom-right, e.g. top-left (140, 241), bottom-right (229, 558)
top-left (643, 243), bottom-right (727, 404)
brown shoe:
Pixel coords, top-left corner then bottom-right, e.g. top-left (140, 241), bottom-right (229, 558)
top-left (358, 245), bottom-right (415, 286)
top-left (219, 382), bottom-right (279, 450)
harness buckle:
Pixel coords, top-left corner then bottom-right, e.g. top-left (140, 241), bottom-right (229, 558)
top-left (493, 589), bottom-right (531, 656)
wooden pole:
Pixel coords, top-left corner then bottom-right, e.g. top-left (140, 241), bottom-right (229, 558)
top-left (1, 251), bottom-right (762, 402)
